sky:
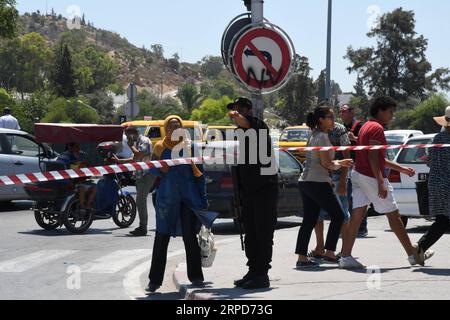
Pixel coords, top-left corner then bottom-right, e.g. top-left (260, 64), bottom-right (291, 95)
top-left (16, 0), bottom-right (450, 93)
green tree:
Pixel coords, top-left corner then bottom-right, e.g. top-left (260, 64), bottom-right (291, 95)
top-left (315, 70), bottom-right (326, 102)
top-left (200, 56), bottom-right (224, 80)
top-left (392, 93), bottom-right (449, 134)
top-left (275, 55), bottom-right (316, 125)
top-left (82, 90), bottom-right (115, 124)
top-left (16, 90), bottom-right (54, 133)
top-left (126, 90), bottom-right (189, 121)
top-left (209, 79), bottom-right (237, 100)
top-left (190, 96), bottom-right (232, 125)
top-left (73, 46), bottom-right (118, 93)
top-left (0, 0), bottom-right (19, 38)
top-left (345, 8), bottom-right (450, 103)
top-left (151, 44), bottom-right (164, 60)
top-left (177, 83), bottom-right (200, 113)
top-left (51, 44), bottom-right (77, 98)
top-left (0, 33), bottom-right (51, 95)
top-left (42, 97), bottom-right (100, 124)
top-left (350, 76), bottom-right (370, 119)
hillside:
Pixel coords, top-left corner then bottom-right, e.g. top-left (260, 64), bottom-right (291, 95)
top-left (18, 11), bottom-right (202, 94)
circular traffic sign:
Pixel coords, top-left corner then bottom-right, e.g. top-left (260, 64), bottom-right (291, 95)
top-left (221, 14), bottom-right (252, 71)
top-left (230, 25), bottom-right (295, 93)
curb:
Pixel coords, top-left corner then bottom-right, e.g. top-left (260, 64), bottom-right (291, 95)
top-left (172, 263), bottom-right (212, 300)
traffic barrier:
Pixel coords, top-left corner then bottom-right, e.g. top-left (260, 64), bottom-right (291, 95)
top-left (1, 144), bottom-right (450, 186)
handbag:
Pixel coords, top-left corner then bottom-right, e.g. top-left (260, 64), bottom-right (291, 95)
top-left (415, 180), bottom-right (429, 216)
top-left (198, 226), bottom-right (217, 268)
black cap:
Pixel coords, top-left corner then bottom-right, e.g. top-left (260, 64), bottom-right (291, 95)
top-left (227, 97), bottom-right (253, 110)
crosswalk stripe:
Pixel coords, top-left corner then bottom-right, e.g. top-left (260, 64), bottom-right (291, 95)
top-left (0, 250), bottom-right (78, 273)
top-left (81, 249), bottom-right (151, 274)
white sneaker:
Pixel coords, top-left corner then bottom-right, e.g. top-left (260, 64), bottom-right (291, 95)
top-left (339, 256), bottom-right (365, 269)
top-left (408, 247), bottom-right (435, 266)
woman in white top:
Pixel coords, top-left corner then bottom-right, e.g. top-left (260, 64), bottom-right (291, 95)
top-left (296, 104), bottom-right (353, 268)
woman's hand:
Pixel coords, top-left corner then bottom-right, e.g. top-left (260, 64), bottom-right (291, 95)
top-left (338, 159), bottom-right (354, 168)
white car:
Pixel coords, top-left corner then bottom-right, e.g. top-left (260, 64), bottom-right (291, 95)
top-left (389, 134), bottom-right (436, 226)
top-left (0, 128), bottom-right (54, 202)
top-left (385, 130), bottom-right (424, 160)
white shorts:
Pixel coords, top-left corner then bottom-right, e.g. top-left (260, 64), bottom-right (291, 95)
top-left (352, 171), bottom-right (399, 214)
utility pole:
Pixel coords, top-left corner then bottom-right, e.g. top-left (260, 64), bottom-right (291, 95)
top-left (325, 0), bottom-right (333, 102)
top-left (248, 0), bottom-right (264, 120)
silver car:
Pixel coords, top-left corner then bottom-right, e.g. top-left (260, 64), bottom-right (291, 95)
top-left (0, 128), bottom-right (54, 202)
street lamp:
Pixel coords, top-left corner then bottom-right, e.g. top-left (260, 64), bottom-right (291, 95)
top-left (325, 0), bottom-right (333, 102)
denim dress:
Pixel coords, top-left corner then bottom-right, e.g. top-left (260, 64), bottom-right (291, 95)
top-left (151, 148), bottom-right (208, 237)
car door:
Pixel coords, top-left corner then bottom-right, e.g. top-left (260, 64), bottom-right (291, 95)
top-left (277, 151), bottom-right (303, 217)
top-left (0, 133), bottom-right (16, 198)
top-left (7, 133), bottom-right (43, 199)
top-left (392, 137), bottom-right (433, 213)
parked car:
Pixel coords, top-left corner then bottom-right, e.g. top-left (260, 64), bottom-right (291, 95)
top-left (202, 142), bottom-right (303, 225)
top-left (0, 128), bottom-right (55, 202)
top-left (121, 120), bottom-right (205, 145)
top-left (385, 130), bottom-right (424, 160)
top-left (388, 134), bottom-right (436, 226)
top-left (278, 125), bottom-right (311, 163)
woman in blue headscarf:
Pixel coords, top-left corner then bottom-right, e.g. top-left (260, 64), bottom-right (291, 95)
top-left (146, 115), bottom-right (210, 293)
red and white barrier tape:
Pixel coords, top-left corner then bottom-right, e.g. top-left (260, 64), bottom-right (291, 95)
top-left (0, 156), bottom-right (217, 187)
top-left (278, 144), bottom-right (450, 152)
top-left (1, 144), bottom-right (449, 186)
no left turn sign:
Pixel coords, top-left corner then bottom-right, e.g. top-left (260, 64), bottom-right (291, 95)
top-left (231, 26), bottom-right (294, 93)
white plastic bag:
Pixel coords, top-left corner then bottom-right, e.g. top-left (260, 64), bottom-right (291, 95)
top-left (198, 226), bottom-right (217, 268)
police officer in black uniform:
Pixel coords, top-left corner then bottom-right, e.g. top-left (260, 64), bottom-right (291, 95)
top-left (228, 97), bottom-right (279, 290)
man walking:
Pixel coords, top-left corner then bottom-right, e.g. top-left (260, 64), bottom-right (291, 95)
top-left (0, 107), bottom-right (20, 130)
top-left (114, 126), bottom-right (155, 236)
top-left (228, 97), bottom-right (279, 290)
top-left (340, 97), bottom-right (432, 269)
top-left (340, 104), bottom-right (368, 237)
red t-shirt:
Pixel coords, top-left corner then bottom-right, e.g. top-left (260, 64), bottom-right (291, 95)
top-left (355, 120), bottom-right (387, 178)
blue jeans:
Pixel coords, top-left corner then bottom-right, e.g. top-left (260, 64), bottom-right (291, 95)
top-left (318, 173), bottom-right (350, 223)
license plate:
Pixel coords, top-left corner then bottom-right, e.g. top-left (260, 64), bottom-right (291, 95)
top-left (418, 173), bottom-right (429, 181)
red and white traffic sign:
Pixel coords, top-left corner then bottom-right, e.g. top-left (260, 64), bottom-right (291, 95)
top-left (231, 26), bottom-right (294, 93)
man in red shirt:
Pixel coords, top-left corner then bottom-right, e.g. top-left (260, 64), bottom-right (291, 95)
top-left (339, 97), bottom-right (434, 269)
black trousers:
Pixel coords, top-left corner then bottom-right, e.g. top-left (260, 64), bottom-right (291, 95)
top-left (148, 205), bottom-right (203, 286)
top-left (418, 215), bottom-right (450, 251)
top-left (242, 183), bottom-right (278, 276)
top-left (296, 181), bottom-right (345, 256)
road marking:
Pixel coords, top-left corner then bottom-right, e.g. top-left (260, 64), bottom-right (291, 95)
top-left (0, 250), bottom-right (78, 273)
top-left (81, 249), bottom-right (151, 274)
top-left (123, 238), bottom-right (240, 300)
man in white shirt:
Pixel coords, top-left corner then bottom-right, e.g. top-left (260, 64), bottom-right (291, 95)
top-left (0, 107), bottom-right (20, 130)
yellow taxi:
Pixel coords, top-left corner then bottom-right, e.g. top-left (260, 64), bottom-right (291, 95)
top-left (121, 120), bottom-right (204, 145)
top-left (278, 125), bottom-right (312, 163)
top-left (203, 125), bottom-right (238, 142)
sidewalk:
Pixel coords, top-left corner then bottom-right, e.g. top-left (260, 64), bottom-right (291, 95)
top-left (173, 218), bottom-right (450, 300)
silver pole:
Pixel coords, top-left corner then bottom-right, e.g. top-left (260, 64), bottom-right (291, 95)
top-left (325, 0), bottom-right (332, 102)
top-left (251, 0), bottom-right (264, 120)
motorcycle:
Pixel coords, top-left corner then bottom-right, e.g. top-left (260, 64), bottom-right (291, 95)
top-left (24, 123), bottom-right (137, 234)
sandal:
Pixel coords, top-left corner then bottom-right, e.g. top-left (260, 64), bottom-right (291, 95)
top-left (307, 250), bottom-right (325, 259)
top-left (296, 259), bottom-right (320, 269)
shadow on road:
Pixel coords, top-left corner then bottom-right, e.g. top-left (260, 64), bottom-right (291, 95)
top-left (0, 201), bottom-right (32, 213)
top-left (135, 291), bottom-right (182, 300)
top-left (413, 268), bottom-right (450, 277)
top-left (212, 220), bottom-right (301, 236)
top-left (18, 227), bottom-right (120, 237)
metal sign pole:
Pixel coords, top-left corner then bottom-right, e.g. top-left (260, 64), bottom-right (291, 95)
top-left (251, 0), bottom-right (264, 120)
top-left (325, 0), bottom-right (333, 102)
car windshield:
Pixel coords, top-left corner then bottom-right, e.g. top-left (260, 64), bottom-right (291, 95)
top-left (280, 129), bottom-right (311, 142)
top-left (386, 135), bottom-right (405, 144)
top-left (396, 138), bottom-right (433, 164)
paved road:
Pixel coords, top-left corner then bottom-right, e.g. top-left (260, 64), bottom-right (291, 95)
top-left (0, 188), bottom-right (301, 300)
